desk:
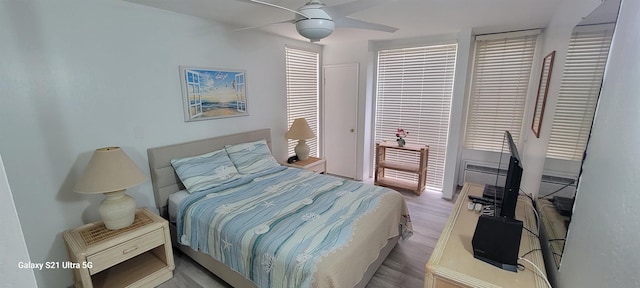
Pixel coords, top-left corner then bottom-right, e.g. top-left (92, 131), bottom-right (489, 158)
top-left (425, 183), bottom-right (547, 288)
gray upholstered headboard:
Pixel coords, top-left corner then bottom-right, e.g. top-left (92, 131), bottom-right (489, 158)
top-left (147, 128), bottom-right (272, 218)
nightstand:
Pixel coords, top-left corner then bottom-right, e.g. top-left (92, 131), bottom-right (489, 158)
top-left (63, 207), bottom-right (174, 288)
top-left (283, 157), bottom-right (327, 174)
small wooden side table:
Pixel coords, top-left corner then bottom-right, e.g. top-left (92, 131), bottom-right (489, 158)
top-left (63, 207), bottom-right (174, 288)
top-left (282, 156), bottom-right (327, 174)
top-left (374, 141), bottom-right (429, 195)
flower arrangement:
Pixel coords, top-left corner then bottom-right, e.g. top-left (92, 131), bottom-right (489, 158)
top-left (396, 128), bottom-right (409, 147)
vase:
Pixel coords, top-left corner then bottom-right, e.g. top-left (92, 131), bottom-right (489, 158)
top-left (397, 138), bottom-right (405, 147)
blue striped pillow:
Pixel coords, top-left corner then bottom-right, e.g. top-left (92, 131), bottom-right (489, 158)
top-left (225, 140), bottom-right (280, 174)
top-left (170, 149), bottom-right (241, 193)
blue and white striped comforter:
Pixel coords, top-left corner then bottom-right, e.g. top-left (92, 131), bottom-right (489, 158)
top-left (176, 166), bottom-right (413, 287)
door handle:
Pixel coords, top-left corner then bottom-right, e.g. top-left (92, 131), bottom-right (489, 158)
top-left (350, 129), bottom-right (355, 133)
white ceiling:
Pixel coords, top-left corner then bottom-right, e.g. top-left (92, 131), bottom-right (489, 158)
top-left (124, 0), bottom-right (566, 45)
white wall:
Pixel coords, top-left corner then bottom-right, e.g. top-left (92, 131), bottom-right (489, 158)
top-left (443, 29), bottom-right (474, 200)
top-left (323, 17), bottom-right (602, 201)
top-left (519, 0), bottom-right (603, 197)
top-left (0, 154), bottom-right (38, 288)
top-left (322, 40), bottom-right (370, 181)
top-left (458, 0), bottom-right (602, 196)
top-left (324, 33), bottom-right (474, 199)
top-left (0, 0), bottom-right (317, 287)
top-left (556, 0), bottom-right (640, 286)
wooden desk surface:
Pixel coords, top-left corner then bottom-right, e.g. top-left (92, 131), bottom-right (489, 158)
top-left (425, 183), bottom-right (547, 288)
top-left (537, 198), bottom-right (569, 267)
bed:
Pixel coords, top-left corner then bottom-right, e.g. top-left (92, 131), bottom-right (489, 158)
top-left (147, 128), bottom-right (412, 287)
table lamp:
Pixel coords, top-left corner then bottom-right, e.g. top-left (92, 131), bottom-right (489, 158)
top-left (74, 147), bottom-right (147, 230)
top-left (285, 118), bottom-right (315, 160)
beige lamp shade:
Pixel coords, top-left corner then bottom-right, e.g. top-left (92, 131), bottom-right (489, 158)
top-left (74, 147), bottom-right (147, 230)
top-left (75, 147), bottom-right (147, 194)
top-left (285, 118), bottom-right (315, 161)
top-left (285, 118), bottom-right (315, 140)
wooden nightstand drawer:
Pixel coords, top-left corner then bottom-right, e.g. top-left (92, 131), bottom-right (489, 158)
top-left (88, 228), bottom-right (165, 274)
top-left (310, 165), bottom-right (324, 173)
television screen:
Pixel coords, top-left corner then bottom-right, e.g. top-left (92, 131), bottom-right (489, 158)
top-left (481, 131), bottom-right (523, 218)
top-left (499, 131), bottom-right (523, 219)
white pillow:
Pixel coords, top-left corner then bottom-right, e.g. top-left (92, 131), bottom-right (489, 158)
top-left (225, 140), bottom-right (280, 174)
top-left (170, 149), bottom-right (241, 193)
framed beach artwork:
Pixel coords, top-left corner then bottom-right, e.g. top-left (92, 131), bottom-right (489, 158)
top-left (179, 66), bottom-right (248, 122)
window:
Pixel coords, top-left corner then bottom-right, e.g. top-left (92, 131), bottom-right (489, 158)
top-left (186, 70), bottom-right (203, 117)
top-left (546, 24), bottom-right (614, 160)
top-left (235, 73), bottom-right (246, 112)
top-left (375, 44), bottom-right (457, 191)
top-left (285, 47), bottom-right (320, 157)
top-left (465, 31), bottom-right (539, 152)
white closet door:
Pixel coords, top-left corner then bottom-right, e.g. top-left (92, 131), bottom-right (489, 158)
top-left (323, 63), bottom-right (358, 179)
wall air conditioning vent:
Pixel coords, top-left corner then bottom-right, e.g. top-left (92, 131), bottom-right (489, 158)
top-left (465, 164), bottom-right (507, 176)
top-left (541, 174), bottom-right (575, 185)
top-left (539, 173), bottom-right (577, 198)
top-left (462, 160), bottom-right (577, 197)
top-left (462, 161), bottom-right (506, 186)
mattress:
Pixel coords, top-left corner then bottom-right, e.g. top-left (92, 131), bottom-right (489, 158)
top-left (168, 190), bottom-right (190, 223)
top-left (176, 166), bottom-right (412, 288)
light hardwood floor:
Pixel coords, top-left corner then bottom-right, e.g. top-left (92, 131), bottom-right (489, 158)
top-left (158, 187), bottom-right (458, 288)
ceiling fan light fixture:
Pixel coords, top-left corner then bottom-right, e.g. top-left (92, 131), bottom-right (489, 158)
top-left (296, 18), bottom-right (335, 41)
top-left (236, 0), bottom-right (396, 42)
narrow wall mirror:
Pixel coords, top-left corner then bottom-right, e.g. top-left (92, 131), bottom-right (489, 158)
top-left (538, 0), bottom-right (620, 269)
top-left (531, 51), bottom-right (555, 138)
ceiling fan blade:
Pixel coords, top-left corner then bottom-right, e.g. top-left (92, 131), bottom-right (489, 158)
top-left (334, 17), bottom-right (398, 33)
top-left (235, 0), bottom-right (309, 19)
top-left (232, 19), bottom-right (295, 32)
top-left (323, 0), bottom-right (386, 19)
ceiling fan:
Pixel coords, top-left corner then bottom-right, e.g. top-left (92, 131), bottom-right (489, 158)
top-left (236, 0), bottom-right (398, 42)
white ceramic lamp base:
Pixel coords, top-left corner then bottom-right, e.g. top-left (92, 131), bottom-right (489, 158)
top-left (99, 190), bottom-right (136, 230)
top-left (295, 139), bottom-right (310, 160)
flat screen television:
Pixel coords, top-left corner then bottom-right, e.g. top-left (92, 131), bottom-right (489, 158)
top-left (482, 130), bottom-right (523, 219)
top-left (500, 130), bottom-right (523, 219)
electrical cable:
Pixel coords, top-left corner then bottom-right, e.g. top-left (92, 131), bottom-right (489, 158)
top-left (547, 238), bottom-right (566, 242)
top-left (519, 257), bottom-right (552, 288)
top-left (517, 197), bottom-right (540, 235)
top-left (538, 178), bottom-right (577, 199)
top-left (522, 226), bottom-right (539, 238)
top-left (493, 133), bottom-right (507, 214)
top-left (520, 188), bottom-right (535, 203)
top-left (520, 248), bottom-right (543, 258)
top-left (516, 187), bottom-right (555, 288)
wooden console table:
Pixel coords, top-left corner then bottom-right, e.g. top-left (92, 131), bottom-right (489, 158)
top-left (425, 183), bottom-right (547, 288)
top-left (374, 141), bottom-right (428, 195)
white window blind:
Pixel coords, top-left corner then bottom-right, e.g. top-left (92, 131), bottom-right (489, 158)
top-left (286, 47), bottom-right (319, 157)
top-left (465, 31), bottom-right (539, 152)
top-left (547, 24), bottom-right (614, 160)
top-left (375, 44), bottom-right (457, 191)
